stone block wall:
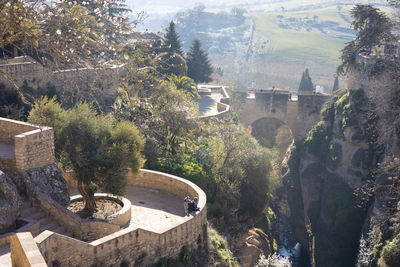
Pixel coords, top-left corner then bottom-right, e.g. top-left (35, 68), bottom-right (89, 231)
top-left (15, 127), bottom-right (54, 171)
top-left (0, 56), bottom-right (124, 102)
top-left (0, 158), bottom-right (17, 170)
top-left (255, 90), bottom-right (290, 114)
top-left (0, 117), bottom-right (37, 144)
top-left (33, 169), bottom-right (207, 266)
top-left (0, 117), bottom-right (55, 171)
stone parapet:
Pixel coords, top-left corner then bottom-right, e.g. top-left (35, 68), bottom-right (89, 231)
top-left (0, 117), bottom-right (54, 171)
top-left (15, 127), bottom-right (54, 171)
top-left (10, 232), bottom-right (47, 267)
top-left (32, 169), bottom-right (207, 266)
top-left (0, 117), bottom-right (37, 144)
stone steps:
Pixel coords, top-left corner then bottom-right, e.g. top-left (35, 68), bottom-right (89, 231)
top-left (20, 206), bottom-right (37, 217)
top-left (18, 202), bottom-right (72, 238)
top-left (0, 203), bottom-right (73, 267)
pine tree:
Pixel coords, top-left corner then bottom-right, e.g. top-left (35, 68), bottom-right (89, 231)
top-left (333, 76), bottom-right (339, 92)
top-left (298, 68), bottom-right (314, 91)
top-left (187, 39), bottom-right (213, 84)
top-left (163, 21), bottom-right (183, 56)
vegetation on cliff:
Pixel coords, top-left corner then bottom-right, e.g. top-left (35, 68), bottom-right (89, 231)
top-left (337, 4), bottom-right (394, 75)
top-left (283, 88), bottom-right (371, 266)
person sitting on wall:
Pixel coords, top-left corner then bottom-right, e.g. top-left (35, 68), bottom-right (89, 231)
top-left (188, 197), bottom-right (200, 214)
top-left (184, 196), bottom-right (191, 216)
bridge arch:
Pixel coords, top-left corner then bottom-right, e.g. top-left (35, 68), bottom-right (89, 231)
top-left (251, 117), bottom-right (294, 159)
top-left (236, 90), bottom-right (331, 141)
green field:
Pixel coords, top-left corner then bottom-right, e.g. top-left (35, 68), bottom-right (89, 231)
top-left (176, 4), bottom-right (394, 91)
top-left (234, 5), bottom-right (357, 90)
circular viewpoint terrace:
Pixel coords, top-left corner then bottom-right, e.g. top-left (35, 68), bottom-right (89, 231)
top-left (7, 169), bottom-right (207, 267)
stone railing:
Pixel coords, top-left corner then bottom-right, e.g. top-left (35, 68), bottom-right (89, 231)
top-left (0, 117), bottom-right (54, 171)
top-left (32, 169), bottom-right (207, 266)
top-left (10, 232), bottom-right (47, 267)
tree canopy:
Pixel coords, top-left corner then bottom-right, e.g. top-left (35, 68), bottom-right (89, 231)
top-left (163, 21), bottom-right (184, 56)
top-left (28, 97), bottom-right (144, 215)
top-left (337, 5), bottom-right (394, 75)
top-left (187, 39), bottom-right (213, 84)
top-left (298, 68), bottom-right (314, 92)
top-left (333, 76), bottom-right (339, 92)
top-left (156, 52), bottom-right (187, 76)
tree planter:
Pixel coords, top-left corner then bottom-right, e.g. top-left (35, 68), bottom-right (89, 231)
top-left (69, 193), bottom-right (131, 227)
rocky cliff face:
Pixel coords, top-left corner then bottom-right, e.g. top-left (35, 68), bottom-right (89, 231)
top-left (6, 163), bottom-right (70, 206)
top-left (0, 171), bottom-right (22, 234)
top-left (282, 85), bottom-right (400, 266)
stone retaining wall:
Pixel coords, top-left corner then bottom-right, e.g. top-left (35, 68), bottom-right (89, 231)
top-left (33, 169), bottom-right (207, 266)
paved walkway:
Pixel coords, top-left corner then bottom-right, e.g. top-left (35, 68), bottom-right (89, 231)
top-left (70, 186), bottom-right (186, 232)
top-left (126, 186), bottom-right (185, 231)
top-left (198, 92), bottom-right (224, 117)
top-left (0, 143), bottom-right (14, 159)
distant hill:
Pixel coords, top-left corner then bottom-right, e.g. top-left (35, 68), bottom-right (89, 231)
top-left (173, 4), bottom-right (393, 90)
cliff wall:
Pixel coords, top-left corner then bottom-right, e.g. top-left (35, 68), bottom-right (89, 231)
top-left (282, 52), bottom-right (400, 266)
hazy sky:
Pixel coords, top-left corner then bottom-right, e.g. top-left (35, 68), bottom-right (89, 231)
top-left (126, 0), bottom-right (388, 31)
top-left (126, 0), bottom-right (388, 15)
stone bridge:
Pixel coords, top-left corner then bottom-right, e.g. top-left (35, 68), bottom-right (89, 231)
top-left (236, 90), bottom-right (331, 141)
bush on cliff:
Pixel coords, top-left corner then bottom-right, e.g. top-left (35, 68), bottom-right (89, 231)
top-left (303, 121), bottom-right (331, 158)
top-left (381, 233), bottom-right (400, 267)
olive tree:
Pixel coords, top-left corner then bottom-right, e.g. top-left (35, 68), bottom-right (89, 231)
top-left (29, 98), bottom-right (144, 215)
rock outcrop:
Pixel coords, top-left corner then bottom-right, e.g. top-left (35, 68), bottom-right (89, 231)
top-left (0, 170), bottom-right (22, 234)
top-left (23, 164), bottom-right (70, 206)
top-left (236, 228), bottom-right (272, 266)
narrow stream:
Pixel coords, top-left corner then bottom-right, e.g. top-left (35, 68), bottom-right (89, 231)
top-left (276, 217), bottom-right (301, 266)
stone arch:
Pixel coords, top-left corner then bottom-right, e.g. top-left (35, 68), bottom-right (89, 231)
top-left (250, 117), bottom-right (294, 159)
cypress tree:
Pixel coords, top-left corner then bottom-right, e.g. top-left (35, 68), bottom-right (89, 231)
top-left (299, 68), bottom-right (314, 92)
top-left (333, 76), bottom-right (339, 92)
top-left (187, 39), bottom-right (213, 84)
top-left (163, 21), bottom-right (183, 56)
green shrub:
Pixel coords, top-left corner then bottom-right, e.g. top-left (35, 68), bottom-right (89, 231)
top-left (179, 246), bottom-right (192, 265)
top-left (303, 122), bottom-right (332, 158)
top-left (321, 101), bottom-right (335, 124)
top-left (334, 89), bottom-right (366, 132)
top-left (209, 226), bottom-right (239, 267)
top-left (382, 233), bottom-right (400, 267)
top-left (327, 143), bottom-right (342, 169)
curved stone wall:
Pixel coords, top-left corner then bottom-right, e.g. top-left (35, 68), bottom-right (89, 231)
top-left (33, 169), bottom-right (207, 266)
